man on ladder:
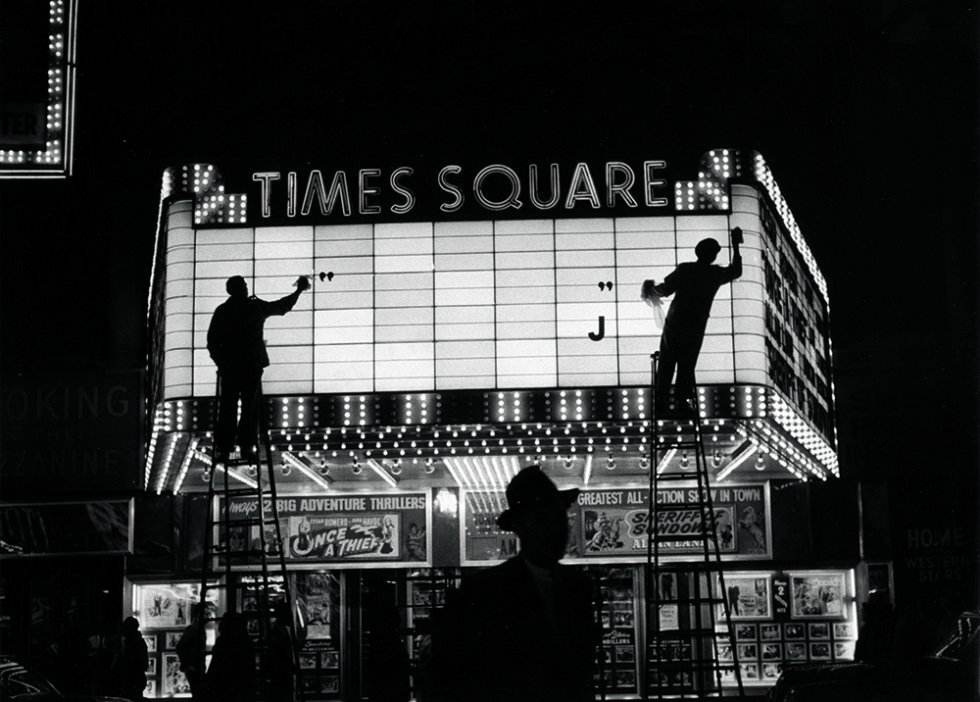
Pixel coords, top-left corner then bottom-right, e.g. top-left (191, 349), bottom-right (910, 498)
top-left (207, 274), bottom-right (310, 463)
top-left (644, 227), bottom-right (743, 416)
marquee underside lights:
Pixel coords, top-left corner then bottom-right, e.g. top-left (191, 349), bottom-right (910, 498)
top-left (142, 383), bottom-right (837, 495)
top-left (0, 0), bottom-right (77, 178)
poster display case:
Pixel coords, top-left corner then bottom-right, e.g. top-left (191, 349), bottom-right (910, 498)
top-left (294, 571), bottom-right (343, 700)
top-left (403, 569), bottom-right (461, 701)
top-left (589, 566), bottom-right (640, 696)
top-left (714, 569), bottom-right (858, 688)
top-left (127, 580), bottom-right (220, 699)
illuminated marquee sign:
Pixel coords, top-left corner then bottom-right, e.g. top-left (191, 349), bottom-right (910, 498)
top-left (160, 201), bottom-right (763, 399)
top-left (0, 0), bottom-right (77, 178)
top-left (150, 151), bottom-right (836, 461)
top-left (252, 161), bottom-right (673, 220)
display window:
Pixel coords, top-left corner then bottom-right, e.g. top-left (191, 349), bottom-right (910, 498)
top-left (127, 580), bottom-right (220, 699)
top-left (714, 568), bottom-right (858, 688)
top-left (294, 571), bottom-right (343, 700)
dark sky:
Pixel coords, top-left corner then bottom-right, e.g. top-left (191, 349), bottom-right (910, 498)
top-left (1, 1), bottom-right (977, 485)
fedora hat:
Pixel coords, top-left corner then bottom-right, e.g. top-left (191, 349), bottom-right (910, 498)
top-left (496, 465), bottom-right (579, 531)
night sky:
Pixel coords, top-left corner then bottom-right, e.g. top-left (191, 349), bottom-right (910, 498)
top-left (1, 1), bottom-right (977, 599)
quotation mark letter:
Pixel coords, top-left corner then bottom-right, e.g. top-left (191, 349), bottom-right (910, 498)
top-left (597, 281), bottom-right (614, 291)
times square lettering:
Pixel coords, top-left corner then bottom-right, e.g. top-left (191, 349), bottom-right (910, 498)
top-left (251, 160), bottom-right (669, 218)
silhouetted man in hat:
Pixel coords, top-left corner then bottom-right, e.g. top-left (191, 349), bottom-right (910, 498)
top-left (437, 465), bottom-right (599, 702)
top-left (207, 275), bottom-right (309, 462)
top-left (648, 227), bottom-right (742, 415)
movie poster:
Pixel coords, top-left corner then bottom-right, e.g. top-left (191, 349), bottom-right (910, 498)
top-left (719, 574), bottom-right (772, 620)
top-left (135, 582), bottom-right (218, 630)
top-left (223, 493), bottom-right (429, 566)
top-left (162, 653), bottom-right (190, 695)
top-left (296, 572), bottom-right (339, 641)
top-left (463, 484), bottom-right (769, 563)
top-left (574, 485), bottom-right (768, 558)
top-left (790, 572), bottom-right (846, 619)
top-left (139, 585), bottom-right (191, 629)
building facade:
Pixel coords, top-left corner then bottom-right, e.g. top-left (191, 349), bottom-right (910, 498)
top-left (139, 149), bottom-right (851, 698)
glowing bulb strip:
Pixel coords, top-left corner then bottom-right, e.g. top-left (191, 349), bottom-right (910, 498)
top-left (655, 448), bottom-right (678, 475)
top-left (767, 391), bottom-right (839, 476)
top-left (443, 460), bottom-right (464, 488)
top-left (143, 417), bottom-right (162, 489)
top-left (155, 434), bottom-right (178, 495)
top-left (283, 452), bottom-right (332, 491)
top-left (752, 152), bottom-right (829, 306)
top-left (444, 458), bottom-right (493, 515)
top-left (214, 463), bottom-right (258, 489)
top-left (171, 437), bottom-right (200, 494)
top-left (716, 442), bottom-right (758, 482)
top-left (583, 454), bottom-right (594, 486)
top-left (1, 0), bottom-right (76, 177)
top-left (365, 459), bottom-right (399, 489)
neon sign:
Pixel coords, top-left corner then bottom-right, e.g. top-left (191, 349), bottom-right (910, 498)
top-left (252, 160), bottom-right (672, 219)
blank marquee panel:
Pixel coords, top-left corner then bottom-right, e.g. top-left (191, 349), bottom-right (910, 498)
top-left (162, 213), bottom-right (768, 398)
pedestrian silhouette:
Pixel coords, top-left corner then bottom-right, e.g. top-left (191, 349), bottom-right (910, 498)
top-left (854, 589), bottom-right (896, 667)
top-left (207, 612), bottom-right (256, 702)
top-left (175, 603), bottom-right (206, 701)
top-left (207, 275), bottom-right (310, 462)
top-left (643, 228), bottom-right (742, 415)
top-left (437, 465), bottom-right (598, 702)
top-left (114, 617), bottom-right (148, 702)
top-left (265, 602), bottom-right (297, 702)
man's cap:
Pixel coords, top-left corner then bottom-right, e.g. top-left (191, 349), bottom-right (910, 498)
top-left (695, 237), bottom-right (721, 259)
top-left (226, 275), bottom-right (248, 296)
top-left (496, 465), bottom-right (579, 531)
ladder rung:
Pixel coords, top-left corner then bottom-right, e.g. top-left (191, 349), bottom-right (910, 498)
top-left (649, 628), bottom-right (720, 639)
top-left (649, 565), bottom-right (730, 576)
top-left (207, 548), bottom-right (270, 558)
top-left (220, 517), bottom-right (282, 527)
top-left (653, 472), bottom-right (706, 482)
top-left (648, 597), bottom-right (726, 606)
top-left (654, 441), bottom-right (702, 449)
top-left (650, 502), bottom-right (715, 511)
top-left (208, 487), bottom-right (263, 498)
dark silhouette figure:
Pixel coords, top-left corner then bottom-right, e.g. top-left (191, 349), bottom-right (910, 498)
top-left (175, 604), bottom-right (206, 701)
top-left (206, 612), bottom-right (256, 702)
top-left (265, 602), bottom-right (297, 702)
top-left (363, 578), bottom-right (411, 702)
top-left (437, 466), bottom-right (599, 702)
top-left (114, 617), bottom-right (148, 702)
top-left (854, 589), bottom-right (896, 667)
top-left (647, 228), bottom-right (742, 414)
top-left (207, 275), bottom-right (310, 461)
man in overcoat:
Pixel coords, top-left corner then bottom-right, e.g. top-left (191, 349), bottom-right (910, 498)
top-left (438, 465), bottom-right (599, 702)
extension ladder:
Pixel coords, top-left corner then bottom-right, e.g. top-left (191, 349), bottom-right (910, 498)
top-left (196, 373), bottom-right (298, 700)
top-left (644, 352), bottom-right (745, 699)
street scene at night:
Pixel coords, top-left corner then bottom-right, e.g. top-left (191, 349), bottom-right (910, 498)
top-left (0, 2), bottom-right (977, 701)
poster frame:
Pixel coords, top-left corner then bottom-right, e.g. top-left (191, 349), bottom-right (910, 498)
top-left (788, 571), bottom-right (848, 620)
top-left (214, 489), bottom-right (433, 571)
top-left (459, 481), bottom-right (772, 566)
